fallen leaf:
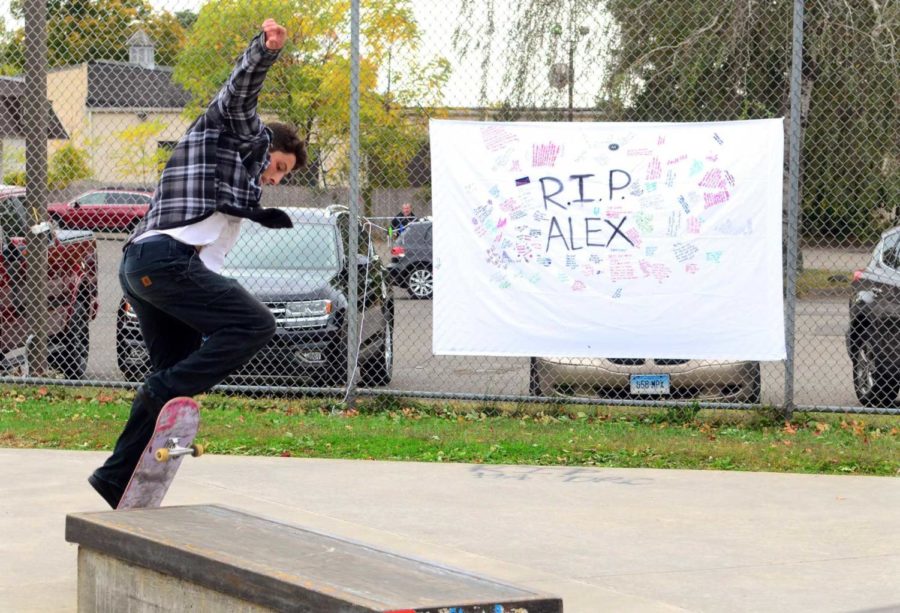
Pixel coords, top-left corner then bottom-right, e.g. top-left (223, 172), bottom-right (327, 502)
top-left (842, 420), bottom-right (866, 436)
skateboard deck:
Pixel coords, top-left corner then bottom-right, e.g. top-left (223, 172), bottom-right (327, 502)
top-left (117, 396), bottom-right (202, 510)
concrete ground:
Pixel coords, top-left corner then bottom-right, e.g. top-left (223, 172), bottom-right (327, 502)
top-left (1, 448), bottom-right (898, 613)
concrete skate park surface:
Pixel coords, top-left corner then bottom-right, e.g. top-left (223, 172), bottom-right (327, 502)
top-left (2, 448), bottom-right (899, 612)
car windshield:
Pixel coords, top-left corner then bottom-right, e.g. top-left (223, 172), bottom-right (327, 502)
top-left (226, 221), bottom-right (339, 271)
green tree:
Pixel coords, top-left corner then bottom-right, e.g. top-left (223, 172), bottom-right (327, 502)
top-left (173, 0), bottom-right (449, 190)
top-left (115, 120), bottom-right (169, 185)
top-left (174, 11), bottom-right (198, 30)
top-left (600, 0), bottom-right (898, 243)
top-left (454, 0), bottom-right (606, 110)
top-left (0, 33), bottom-right (23, 76)
top-left (456, 0), bottom-right (899, 243)
top-left (0, 17), bottom-right (23, 76)
top-left (5, 0), bottom-right (186, 70)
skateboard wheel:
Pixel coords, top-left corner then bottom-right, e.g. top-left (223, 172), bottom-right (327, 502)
top-left (191, 444), bottom-right (204, 457)
top-left (155, 448), bottom-right (170, 462)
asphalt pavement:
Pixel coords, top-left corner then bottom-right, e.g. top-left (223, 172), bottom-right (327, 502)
top-left (1, 448), bottom-right (898, 612)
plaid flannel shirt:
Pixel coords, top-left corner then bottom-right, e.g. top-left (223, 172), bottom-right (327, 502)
top-left (128, 32), bottom-right (280, 243)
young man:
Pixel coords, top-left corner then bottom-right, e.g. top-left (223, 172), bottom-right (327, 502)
top-left (88, 19), bottom-right (307, 509)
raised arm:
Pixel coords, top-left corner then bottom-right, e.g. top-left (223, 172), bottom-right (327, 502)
top-left (213, 19), bottom-right (286, 138)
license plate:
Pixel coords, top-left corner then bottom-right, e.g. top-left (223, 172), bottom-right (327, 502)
top-left (630, 374), bottom-right (670, 395)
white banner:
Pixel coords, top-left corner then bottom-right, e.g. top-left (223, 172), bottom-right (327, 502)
top-left (430, 119), bottom-right (786, 360)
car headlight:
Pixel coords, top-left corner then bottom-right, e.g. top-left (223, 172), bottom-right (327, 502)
top-left (285, 300), bottom-right (332, 317)
top-left (280, 300), bottom-right (332, 329)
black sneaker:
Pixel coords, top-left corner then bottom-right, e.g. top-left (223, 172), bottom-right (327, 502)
top-left (88, 473), bottom-right (123, 509)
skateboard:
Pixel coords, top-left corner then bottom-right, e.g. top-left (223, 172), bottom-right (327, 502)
top-left (117, 396), bottom-right (203, 510)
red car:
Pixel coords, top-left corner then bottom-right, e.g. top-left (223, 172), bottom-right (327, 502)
top-left (1, 186), bottom-right (99, 379)
top-left (49, 189), bottom-right (153, 231)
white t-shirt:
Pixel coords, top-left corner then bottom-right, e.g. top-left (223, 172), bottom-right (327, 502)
top-left (133, 212), bottom-right (242, 273)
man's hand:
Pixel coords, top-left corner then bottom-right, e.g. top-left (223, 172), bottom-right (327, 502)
top-left (253, 207), bottom-right (293, 229)
top-left (262, 19), bottom-right (287, 51)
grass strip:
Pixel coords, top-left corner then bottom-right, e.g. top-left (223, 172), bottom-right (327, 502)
top-left (1, 385), bottom-right (897, 476)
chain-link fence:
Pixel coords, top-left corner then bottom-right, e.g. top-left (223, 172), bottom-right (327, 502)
top-left (0, 0), bottom-right (897, 415)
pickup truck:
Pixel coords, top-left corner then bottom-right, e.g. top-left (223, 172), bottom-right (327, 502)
top-left (0, 186), bottom-right (99, 379)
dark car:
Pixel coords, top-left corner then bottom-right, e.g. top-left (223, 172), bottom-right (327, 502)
top-left (116, 206), bottom-right (393, 387)
top-left (846, 226), bottom-right (900, 407)
top-left (49, 188), bottom-right (153, 232)
top-left (388, 218), bottom-right (432, 299)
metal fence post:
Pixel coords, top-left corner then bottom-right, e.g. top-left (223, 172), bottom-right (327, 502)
top-left (783, 0), bottom-right (805, 421)
top-left (345, 0), bottom-right (361, 407)
top-left (23, 0), bottom-right (50, 377)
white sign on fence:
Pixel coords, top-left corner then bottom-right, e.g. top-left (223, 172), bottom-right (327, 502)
top-left (430, 119), bottom-right (786, 360)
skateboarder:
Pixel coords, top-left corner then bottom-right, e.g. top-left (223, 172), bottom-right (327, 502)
top-left (88, 18), bottom-right (307, 509)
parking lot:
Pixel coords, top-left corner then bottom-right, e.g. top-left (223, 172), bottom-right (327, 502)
top-left (70, 236), bottom-right (867, 408)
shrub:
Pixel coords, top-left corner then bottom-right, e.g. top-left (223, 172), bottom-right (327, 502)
top-left (48, 143), bottom-right (91, 189)
top-left (3, 170), bottom-right (25, 186)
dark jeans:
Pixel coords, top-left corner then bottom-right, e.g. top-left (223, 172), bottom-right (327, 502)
top-left (92, 235), bottom-right (276, 493)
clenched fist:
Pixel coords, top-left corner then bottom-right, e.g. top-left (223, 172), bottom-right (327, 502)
top-left (262, 19), bottom-right (287, 51)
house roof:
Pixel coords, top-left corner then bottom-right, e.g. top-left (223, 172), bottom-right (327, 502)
top-left (126, 31), bottom-right (155, 48)
top-left (0, 76), bottom-right (69, 139)
top-left (85, 60), bottom-right (191, 110)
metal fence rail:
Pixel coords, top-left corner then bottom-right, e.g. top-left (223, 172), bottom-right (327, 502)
top-left (0, 0), bottom-right (897, 415)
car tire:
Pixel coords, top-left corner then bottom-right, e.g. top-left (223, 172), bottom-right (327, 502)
top-left (528, 357), bottom-right (544, 397)
top-left (322, 338), bottom-right (349, 388)
top-left (117, 354), bottom-right (150, 382)
top-left (406, 267), bottom-right (433, 300)
top-left (360, 316), bottom-right (393, 387)
top-left (742, 361), bottom-right (762, 404)
top-left (852, 333), bottom-right (900, 407)
top-left (48, 297), bottom-right (90, 379)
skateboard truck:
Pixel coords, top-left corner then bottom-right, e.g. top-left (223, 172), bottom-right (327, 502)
top-left (155, 437), bottom-right (204, 463)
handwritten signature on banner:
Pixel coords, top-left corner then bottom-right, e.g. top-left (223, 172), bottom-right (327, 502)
top-left (471, 125), bottom-right (750, 292)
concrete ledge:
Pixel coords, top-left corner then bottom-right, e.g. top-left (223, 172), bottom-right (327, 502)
top-left (77, 548), bottom-right (272, 612)
top-left (66, 504), bottom-right (562, 613)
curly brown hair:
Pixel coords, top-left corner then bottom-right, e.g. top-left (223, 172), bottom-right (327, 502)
top-left (267, 122), bottom-right (308, 171)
